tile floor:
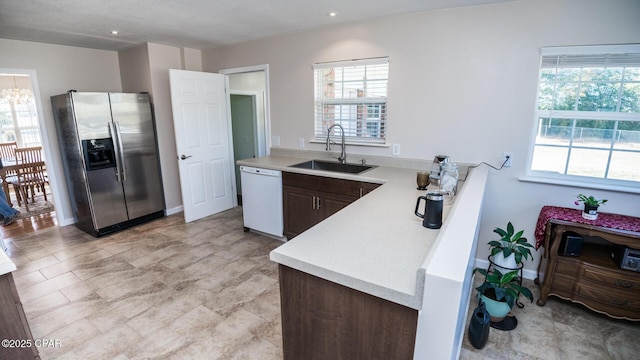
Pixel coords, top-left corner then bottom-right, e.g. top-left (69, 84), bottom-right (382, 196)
top-left (4, 207), bottom-right (639, 359)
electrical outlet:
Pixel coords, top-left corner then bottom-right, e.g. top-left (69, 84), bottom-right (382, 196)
top-left (503, 152), bottom-right (512, 168)
top-left (271, 136), bottom-right (280, 146)
top-left (392, 144), bottom-right (401, 156)
top-left (298, 138), bottom-right (305, 148)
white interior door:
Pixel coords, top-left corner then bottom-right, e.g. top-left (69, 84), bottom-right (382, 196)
top-left (169, 69), bottom-right (235, 222)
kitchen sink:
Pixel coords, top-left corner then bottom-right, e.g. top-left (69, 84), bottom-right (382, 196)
top-left (289, 160), bottom-right (376, 174)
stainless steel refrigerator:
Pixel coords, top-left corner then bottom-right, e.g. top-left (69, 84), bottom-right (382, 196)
top-left (51, 91), bottom-right (165, 237)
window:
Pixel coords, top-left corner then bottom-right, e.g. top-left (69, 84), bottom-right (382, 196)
top-left (528, 45), bottom-right (640, 187)
top-left (313, 57), bottom-right (389, 144)
top-left (0, 98), bottom-right (41, 147)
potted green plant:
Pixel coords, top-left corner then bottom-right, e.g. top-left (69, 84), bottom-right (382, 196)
top-left (473, 268), bottom-right (534, 322)
top-left (488, 222), bottom-right (534, 271)
top-left (575, 194), bottom-right (607, 220)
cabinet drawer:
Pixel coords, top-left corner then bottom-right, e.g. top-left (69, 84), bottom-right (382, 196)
top-left (283, 172), bottom-right (378, 198)
top-left (549, 273), bottom-right (576, 298)
top-left (575, 281), bottom-right (640, 319)
top-left (554, 257), bottom-right (580, 277)
top-left (581, 264), bottom-right (640, 293)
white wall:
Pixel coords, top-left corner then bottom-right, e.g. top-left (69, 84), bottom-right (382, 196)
top-left (203, 0), bottom-right (640, 273)
top-left (119, 44), bottom-right (152, 94)
top-left (146, 43), bottom-right (184, 212)
top-left (0, 39), bottom-right (122, 224)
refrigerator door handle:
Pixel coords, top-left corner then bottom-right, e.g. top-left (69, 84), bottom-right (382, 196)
top-left (108, 121), bottom-right (122, 182)
top-left (114, 121), bottom-right (127, 182)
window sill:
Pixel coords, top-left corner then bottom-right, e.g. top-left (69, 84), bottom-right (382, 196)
top-left (309, 139), bottom-right (389, 148)
top-left (518, 175), bottom-right (640, 195)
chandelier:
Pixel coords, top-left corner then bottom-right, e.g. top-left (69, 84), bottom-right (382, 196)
top-left (1, 76), bottom-right (34, 105)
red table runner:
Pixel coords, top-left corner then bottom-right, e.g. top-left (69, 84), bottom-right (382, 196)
top-left (534, 206), bottom-right (640, 249)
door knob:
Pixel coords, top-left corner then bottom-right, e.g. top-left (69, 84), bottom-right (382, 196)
top-left (180, 155), bottom-right (192, 160)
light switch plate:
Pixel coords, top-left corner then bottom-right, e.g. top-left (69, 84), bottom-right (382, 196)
top-left (392, 144), bottom-right (401, 156)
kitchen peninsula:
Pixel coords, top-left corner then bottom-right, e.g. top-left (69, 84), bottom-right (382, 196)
top-left (237, 153), bottom-right (489, 359)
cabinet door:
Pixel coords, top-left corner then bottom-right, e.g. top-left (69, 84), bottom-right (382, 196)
top-left (321, 192), bottom-right (358, 220)
top-left (283, 186), bottom-right (319, 239)
top-left (360, 182), bottom-right (381, 197)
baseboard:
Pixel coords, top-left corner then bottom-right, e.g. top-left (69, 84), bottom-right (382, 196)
top-left (59, 216), bottom-right (75, 227)
top-left (165, 206), bottom-right (183, 216)
top-left (474, 258), bottom-right (537, 280)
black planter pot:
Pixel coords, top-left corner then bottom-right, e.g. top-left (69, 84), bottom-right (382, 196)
top-left (582, 204), bottom-right (599, 220)
top-left (468, 299), bottom-right (490, 349)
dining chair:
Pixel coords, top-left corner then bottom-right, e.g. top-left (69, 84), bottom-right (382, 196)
top-left (7, 146), bottom-right (47, 211)
top-left (0, 141), bottom-right (18, 186)
top-left (0, 141), bottom-right (17, 162)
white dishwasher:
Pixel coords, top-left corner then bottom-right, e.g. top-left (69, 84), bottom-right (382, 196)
top-left (240, 166), bottom-right (283, 237)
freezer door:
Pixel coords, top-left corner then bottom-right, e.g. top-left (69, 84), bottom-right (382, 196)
top-left (109, 93), bottom-right (165, 219)
top-left (70, 92), bottom-right (129, 229)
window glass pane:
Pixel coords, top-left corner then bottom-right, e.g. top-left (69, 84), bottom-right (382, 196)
top-left (367, 80), bottom-right (388, 97)
top-left (577, 82), bottom-right (620, 111)
top-left (623, 67), bottom-right (640, 81)
top-left (0, 130), bottom-right (16, 143)
top-left (535, 118), bottom-right (573, 145)
top-left (572, 119), bottom-right (614, 149)
top-left (614, 121), bottom-right (640, 149)
top-left (556, 68), bottom-right (581, 81)
top-left (537, 82), bottom-right (554, 110)
top-left (581, 67), bottom-right (623, 81)
top-left (566, 148), bottom-right (609, 177)
top-left (553, 83), bottom-right (578, 110)
top-left (342, 81), bottom-right (364, 98)
top-left (531, 145), bottom-right (568, 173)
top-left (540, 68), bottom-right (556, 82)
top-left (343, 66), bottom-right (364, 81)
top-left (620, 83), bottom-right (640, 113)
top-left (608, 151), bottom-right (640, 181)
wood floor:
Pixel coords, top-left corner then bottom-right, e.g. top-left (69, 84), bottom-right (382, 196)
top-left (0, 211), bottom-right (58, 240)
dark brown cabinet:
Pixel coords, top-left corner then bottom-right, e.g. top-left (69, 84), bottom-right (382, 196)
top-left (279, 265), bottom-right (418, 360)
top-left (0, 272), bottom-right (40, 360)
top-left (282, 172), bottom-right (380, 239)
top-left (536, 220), bottom-right (640, 321)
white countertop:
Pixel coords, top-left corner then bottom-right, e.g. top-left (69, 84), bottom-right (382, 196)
top-left (0, 247), bottom-right (17, 276)
top-left (238, 155), bottom-right (462, 310)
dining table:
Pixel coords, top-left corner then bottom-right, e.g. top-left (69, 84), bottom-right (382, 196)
top-left (0, 159), bottom-right (46, 208)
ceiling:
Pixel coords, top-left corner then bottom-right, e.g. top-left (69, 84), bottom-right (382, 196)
top-left (0, 0), bottom-right (513, 52)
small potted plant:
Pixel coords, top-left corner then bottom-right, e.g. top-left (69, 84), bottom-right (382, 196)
top-left (488, 222), bottom-right (534, 271)
top-left (575, 194), bottom-right (607, 220)
top-left (473, 268), bottom-right (534, 322)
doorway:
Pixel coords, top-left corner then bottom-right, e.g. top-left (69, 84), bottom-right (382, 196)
top-left (0, 69), bottom-right (59, 239)
top-left (220, 65), bottom-right (271, 201)
top-left (230, 92), bottom-right (258, 198)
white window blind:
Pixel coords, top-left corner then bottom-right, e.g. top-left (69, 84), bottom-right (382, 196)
top-left (313, 57), bottom-right (389, 144)
top-left (528, 44), bottom-right (640, 185)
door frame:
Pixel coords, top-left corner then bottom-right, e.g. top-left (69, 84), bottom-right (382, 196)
top-left (219, 64), bottom-right (272, 156)
top-left (0, 68), bottom-right (67, 225)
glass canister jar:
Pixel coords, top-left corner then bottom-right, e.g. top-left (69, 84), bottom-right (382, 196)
top-left (440, 163), bottom-right (459, 195)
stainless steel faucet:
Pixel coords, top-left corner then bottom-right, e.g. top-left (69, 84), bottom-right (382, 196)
top-left (326, 124), bottom-right (346, 164)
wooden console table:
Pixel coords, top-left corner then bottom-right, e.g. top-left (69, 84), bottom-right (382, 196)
top-left (534, 206), bottom-right (640, 321)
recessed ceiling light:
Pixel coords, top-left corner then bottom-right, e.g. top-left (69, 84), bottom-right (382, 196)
top-left (328, 12), bottom-right (337, 17)
top-left (111, 30), bottom-right (119, 35)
